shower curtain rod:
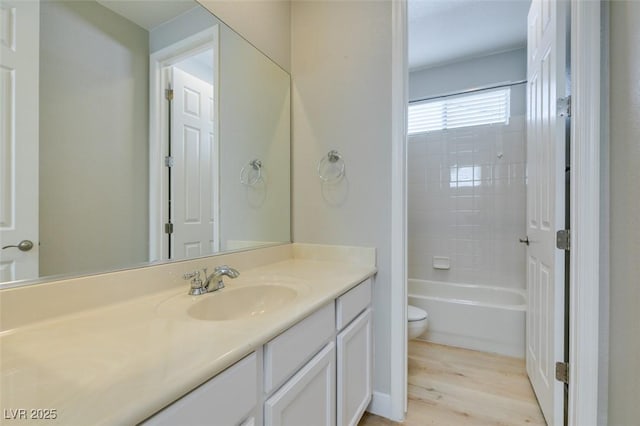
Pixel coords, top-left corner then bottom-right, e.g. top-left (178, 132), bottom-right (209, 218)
top-left (409, 79), bottom-right (528, 104)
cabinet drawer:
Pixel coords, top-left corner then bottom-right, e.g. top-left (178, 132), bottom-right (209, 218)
top-left (142, 353), bottom-right (257, 426)
top-left (336, 279), bottom-right (371, 330)
top-left (264, 302), bottom-right (335, 394)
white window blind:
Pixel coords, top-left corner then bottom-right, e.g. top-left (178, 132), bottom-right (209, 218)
top-left (408, 87), bottom-right (510, 135)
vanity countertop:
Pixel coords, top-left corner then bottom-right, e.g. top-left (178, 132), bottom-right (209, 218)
top-left (0, 256), bottom-right (376, 425)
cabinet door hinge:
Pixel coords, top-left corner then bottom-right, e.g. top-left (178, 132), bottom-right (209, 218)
top-left (555, 361), bottom-right (569, 384)
top-left (556, 229), bottom-right (570, 251)
top-left (165, 88), bottom-right (174, 101)
top-left (165, 156), bottom-right (174, 168)
top-left (164, 222), bottom-right (174, 234)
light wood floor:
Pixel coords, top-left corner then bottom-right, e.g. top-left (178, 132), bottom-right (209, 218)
top-left (359, 341), bottom-right (547, 426)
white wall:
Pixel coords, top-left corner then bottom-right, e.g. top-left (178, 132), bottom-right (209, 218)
top-left (407, 50), bottom-right (527, 288)
top-left (608, 1), bottom-right (640, 424)
top-left (39, 0), bottom-right (149, 276)
top-left (218, 25), bottom-right (291, 250)
top-left (200, 0), bottom-right (290, 72)
top-left (291, 0), bottom-right (394, 398)
top-left (149, 5), bottom-right (217, 54)
top-left (410, 48), bottom-right (526, 106)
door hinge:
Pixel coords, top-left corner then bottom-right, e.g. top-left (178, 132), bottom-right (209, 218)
top-left (555, 361), bottom-right (569, 384)
top-left (165, 156), bottom-right (174, 167)
top-left (164, 222), bottom-right (174, 234)
top-left (558, 95), bottom-right (571, 117)
top-left (165, 88), bottom-right (174, 101)
top-left (556, 229), bottom-right (570, 251)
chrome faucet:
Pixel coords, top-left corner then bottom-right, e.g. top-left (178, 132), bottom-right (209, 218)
top-left (183, 265), bottom-right (240, 295)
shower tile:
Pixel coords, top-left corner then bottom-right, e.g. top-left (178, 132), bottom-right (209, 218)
top-left (493, 164), bottom-right (511, 180)
top-left (409, 139), bottom-right (428, 156)
top-left (457, 151), bottom-right (474, 166)
top-left (430, 268), bottom-right (452, 282)
top-left (473, 149), bottom-right (494, 164)
top-left (455, 195), bottom-right (475, 211)
top-left (426, 139), bottom-right (444, 156)
top-left (425, 165), bottom-right (441, 184)
top-left (475, 194), bottom-right (494, 211)
top-left (409, 107), bottom-right (526, 292)
top-left (426, 153), bottom-right (444, 169)
top-left (456, 268), bottom-right (478, 284)
top-left (455, 225), bottom-right (475, 240)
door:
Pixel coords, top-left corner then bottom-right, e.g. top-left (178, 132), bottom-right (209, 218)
top-left (0, 0), bottom-right (39, 283)
top-left (337, 309), bottom-right (372, 426)
top-left (265, 342), bottom-right (336, 426)
top-left (169, 66), bottom-right (218, 260)
top-left (525, 0), bottom-right (568, 425)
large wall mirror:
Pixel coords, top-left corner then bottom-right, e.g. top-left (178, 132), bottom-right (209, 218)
top-left (0, 0), bottom-right (291, 287)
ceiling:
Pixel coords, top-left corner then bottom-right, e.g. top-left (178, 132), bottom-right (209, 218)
top-left (408, 0), bottom-right (531, 71)
top-left (96, 0), bottom-right (197, 31)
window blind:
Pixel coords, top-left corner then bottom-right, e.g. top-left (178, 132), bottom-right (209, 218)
top-left (408, 87), bottom-right (510, 135)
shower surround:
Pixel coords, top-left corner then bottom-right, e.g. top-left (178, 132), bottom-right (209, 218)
top-left (407, 109), bottom-right (527, 290)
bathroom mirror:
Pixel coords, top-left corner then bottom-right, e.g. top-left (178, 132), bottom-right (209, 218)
top-left (0, 0), bottom-right (290, 286)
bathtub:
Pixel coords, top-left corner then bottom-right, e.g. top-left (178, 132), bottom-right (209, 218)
top-left (408, 279), bottom-right (526, 358)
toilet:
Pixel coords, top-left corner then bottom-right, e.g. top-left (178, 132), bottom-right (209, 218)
top-left (408, 305), bottom-right (429, 340)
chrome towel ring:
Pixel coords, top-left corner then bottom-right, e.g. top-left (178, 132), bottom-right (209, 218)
top-left (240, 159), bottom-right (263, 186)
top-left (317, 150), bottom-right (345, 183)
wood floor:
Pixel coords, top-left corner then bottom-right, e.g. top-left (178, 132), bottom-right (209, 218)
top-left (359, 341), bottom-right (546, 426)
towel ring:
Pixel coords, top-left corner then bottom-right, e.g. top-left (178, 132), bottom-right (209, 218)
top-left (317, 150), bottom-right (345, 183)
top-left (240, 159), bottom-right (263, 186)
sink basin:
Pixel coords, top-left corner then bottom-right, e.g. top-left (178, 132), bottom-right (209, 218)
top-left (187, 285), bottom-right (298, 321)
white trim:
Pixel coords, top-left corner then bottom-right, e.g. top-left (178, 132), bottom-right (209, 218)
top-left (389, 0), bottom-right (408, 421)
top-left (569, 1), bottom-right (601, 425)
top-left (148, 26), bottom-right (220, 261)
top-left (597, 2), bottom-right (610, 424)
top-left (367, 391), bottom-right (392, 418)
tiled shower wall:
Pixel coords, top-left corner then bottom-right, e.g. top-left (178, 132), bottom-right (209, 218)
top-left (407, 107), bottom-right (526, 289)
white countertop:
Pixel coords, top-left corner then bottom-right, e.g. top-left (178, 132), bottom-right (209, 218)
top-left (0, 258), bottom-right (375, 425)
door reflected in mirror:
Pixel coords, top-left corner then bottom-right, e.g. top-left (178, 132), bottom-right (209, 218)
top-left (0, 0), bottom-right (290, 286)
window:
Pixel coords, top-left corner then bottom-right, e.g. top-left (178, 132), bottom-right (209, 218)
top-left (408, 87), bottom-right (510, 135)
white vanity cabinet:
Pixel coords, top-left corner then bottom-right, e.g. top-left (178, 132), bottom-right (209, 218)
top-left (336, 280), bottom-right (373, 426)
top-left (143, 278), bottom-right (373, 426)
top-left (142, 353), bottom-right (257, 426)
top-left (261, 279), bottom-right (372, 426)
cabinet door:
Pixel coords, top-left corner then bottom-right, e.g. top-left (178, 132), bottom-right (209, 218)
top-left (265, 342), bottom-right (336, 426)
top-left (337, 309), bottom-right (372, 426)
top-left (142, 353), bottom-right (257, 426)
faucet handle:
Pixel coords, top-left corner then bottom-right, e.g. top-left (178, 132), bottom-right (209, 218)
top-left (183, 270), bottom-right (200, 280)
top-left (184, 270), bottom-right (208, 295)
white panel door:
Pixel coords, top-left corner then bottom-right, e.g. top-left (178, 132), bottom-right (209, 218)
top-left (170, 66), bottom-right (218, 260)
top-left (265, 342), bottom-right (336, 426)
top-left (0, 0), bottom-right (39, 283)
top-left (525, 0), bottom-right (567, 424)
top-left (337, 308), bottom-right (372, 426)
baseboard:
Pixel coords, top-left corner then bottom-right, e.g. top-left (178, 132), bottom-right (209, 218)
top-left (366, 391), bottom-right (392, 419)
top-left (421, 331), bottom-right (525, 359)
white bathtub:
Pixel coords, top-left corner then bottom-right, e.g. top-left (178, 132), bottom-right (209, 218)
top-left (408, 279), bottom-right (526, 358)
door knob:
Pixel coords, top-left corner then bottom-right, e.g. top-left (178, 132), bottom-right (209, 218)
top-left (519, 237), bottom-right (530, 246)
top-left (2, 240), bottom-right (34, 252)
